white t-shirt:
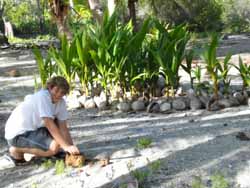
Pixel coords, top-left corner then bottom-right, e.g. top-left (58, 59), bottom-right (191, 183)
top-left (5, 89), bottom-right (68, 140)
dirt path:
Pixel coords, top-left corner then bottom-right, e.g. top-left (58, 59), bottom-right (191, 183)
top-left (1, 36), bottom-right (250, 188)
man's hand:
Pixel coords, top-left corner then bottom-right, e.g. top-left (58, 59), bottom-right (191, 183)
top-left (63, 145), bottom-right (80, 155)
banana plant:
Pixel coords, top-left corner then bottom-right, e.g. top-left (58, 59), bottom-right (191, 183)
top-left (201, 34), bottom-right (221, 100)
top-left (232, 56), bottom-right (250, 92)
top-left (33, 47), bottom-right (54, 88)
top-left (217, 53), bottom-right (232, 95)
top-left (49, 35), bottom-right (77, 92)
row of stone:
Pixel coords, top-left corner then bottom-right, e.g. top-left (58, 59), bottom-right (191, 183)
top-left (66, 89), bottom-right (250, 113)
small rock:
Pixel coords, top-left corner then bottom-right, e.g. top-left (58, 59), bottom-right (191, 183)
top-left (78, 95), bottom-right (86, 107)
top-left (7, 69), bottom-right (21, 77)
top-left (94, 96), bottom-right (108, 110)
top-left (236, 132), bottom-right (250, 141)
top-left (131, 101), bottom-right (145, 111)
top-left (160, 102), bottom-right (171, 113)
top-left (233, 92), bottom-right (247, 105)
top-left (218, 98), bottom-right (231, 108)
top-left (84, 98), bottom-right (96, 109)
top-left (147, 102), bottom-right (160, 113)
top-left (117, 102), bottom-right (131, 112)
top-left (190, 97), bottom-right (202, 110)
top-left (66, 95), bottom-right (81, 109)
top-left (172, 98), bottom-right (187, 110)
top-left (228, 95), bottom-right (240, 106)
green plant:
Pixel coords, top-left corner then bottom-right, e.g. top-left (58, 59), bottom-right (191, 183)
top-left (41, 159), bottom-right (54, 169)
top-left (182, 49), bottom-right (195, 89)
top-left (137, 137), bottom-right (152, 149)
top-left (211, 173), bottom-right (229, 188)
top-left (75, 30), bottom-right (95, 96)
top-left (232, 56), bottom-right (250, 92)
top-left (31, 182), bottom-right (38, 188)
top-left (50, 35), bottom-right (77, 91)
top-left (201, 34), bottom-right (221, 99)
top-left (132, 169), bottom-right (150, 186)
top-left (33, 74), bottom-right (39, 92)
top-left (191, 176), bottom-right (204, 188)
top-left (151, 22), bottom-right (190, 97)
top-left (55, 159), bottom-right (65, 175)
top-left (217, 53), bottom-right (232, 95)
top-left (33, 47), bottom-right (54, 88)
top-left (192, 65), bottom-right (210, 95)
top-left (148, 160), bottom-right (161, 172)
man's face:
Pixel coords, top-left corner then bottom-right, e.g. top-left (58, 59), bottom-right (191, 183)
top-left (49, 86), bottom-right (65, 103)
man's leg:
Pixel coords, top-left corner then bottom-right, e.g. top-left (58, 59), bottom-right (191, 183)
top-left (8, 127), bottom-right (60, 160)
top-left (9, 140), bottom-right (60, 159)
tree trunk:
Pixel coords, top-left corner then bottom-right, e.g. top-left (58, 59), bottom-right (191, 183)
top-left (0, 0), bottom-right (8, 46)
top-left (87, 0), bottom-right (103, 23)
top-left (108, 0), bottom-right (116, 16)
top-left (0, 0), bottom-right (5, 34)
top-left (128, 0), bottom-right (138, 31)
top-left (36, 0), bottom-right (45, 33)
top-left (48, 0), bottom-right (72, 40)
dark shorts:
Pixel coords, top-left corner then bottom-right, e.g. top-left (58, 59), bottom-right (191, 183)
top-left (7, 127), bottom-right (53, 151)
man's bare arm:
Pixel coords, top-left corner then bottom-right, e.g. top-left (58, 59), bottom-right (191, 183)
top-left (43, 117), bottom-right (79, 154)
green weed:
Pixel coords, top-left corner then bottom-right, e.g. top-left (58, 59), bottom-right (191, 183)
top-left (136, 137), bottom-right (152, 149)
top-left (41, 159), bottom-right (54, 169)
top-left (211, 173), bottom-right (229, 188)
top-left (55, 160), bottom-right (65, 175)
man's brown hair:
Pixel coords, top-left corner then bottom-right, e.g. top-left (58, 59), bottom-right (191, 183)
top-left (46, 76), bottom-right (70, 94)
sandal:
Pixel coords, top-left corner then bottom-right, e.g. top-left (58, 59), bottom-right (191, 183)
top-left (5, 153), bottom-right (27, 166)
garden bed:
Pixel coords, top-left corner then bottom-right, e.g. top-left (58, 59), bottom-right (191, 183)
top-left (1, 35), bottom-right (250, 187)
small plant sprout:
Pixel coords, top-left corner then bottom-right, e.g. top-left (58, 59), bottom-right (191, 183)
top-left (131, 169), bottom-right (150, 186)
top-left (136, 137), bottom-right (152, 149)
top-left (41, 159), bottom-right (54, 169)
top-left (148, 160), bottom-right (161, 172)
top-left (211, 172), bottom-right (229, 188)
top-left (191, 176), bottom-right (204, 188)
top-left (55, 159), bottom-right (65, 175)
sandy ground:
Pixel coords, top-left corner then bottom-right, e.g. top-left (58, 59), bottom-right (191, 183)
top-left (1, 36), bottom-right (250, 188)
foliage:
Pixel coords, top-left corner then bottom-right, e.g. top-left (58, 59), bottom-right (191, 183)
top-left (148, 160), bottom-right (161, 172)
top-left (217, 53), bottom-right (232, 95)
top-left (191, 176), bottom-right (204, 188)
top-left (136, 137), bottom-right (152, 149)
top-left (128, 159), bottom-right (161, 187)
top-left (50, 35), bottom-right (77, 90)
top-left (33, 47), bottom-right (54, 88)
top-left (141, 0), bottom-right (223, 32)
top-left (201, 34), bottom-right (221, 99)
top-left (55, 160), bottom-right (65, 175)
top-left (9, 35), bottom-right (55, 44)
top-left (221, 0), bottom-right (250, 33)
top-left (132, 169), bottom-right (150, 185)
top-left (232, 56), bottom-right (250, 92)
top-left (3, 0), bottom-right (56, 35)
top-left (211, 173), bottom-right (229, 188)
top-left (182, 49), bottom-right (195, 89)
top-left (151, 21), bottom-right (190, 95)
top-left (41, 159), bottom-right (54, 169)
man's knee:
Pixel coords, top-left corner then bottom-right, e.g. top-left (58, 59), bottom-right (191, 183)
top-left (48, 140), bottom-right (60, 156)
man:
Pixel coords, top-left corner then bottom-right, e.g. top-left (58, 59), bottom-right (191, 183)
top-left (5, 76), bottom-right (79, 164)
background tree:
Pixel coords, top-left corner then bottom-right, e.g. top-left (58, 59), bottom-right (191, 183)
top-left (48, 0), bottom-right (72, 39)
top-left (0, 0), bottom-right (5, 34)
